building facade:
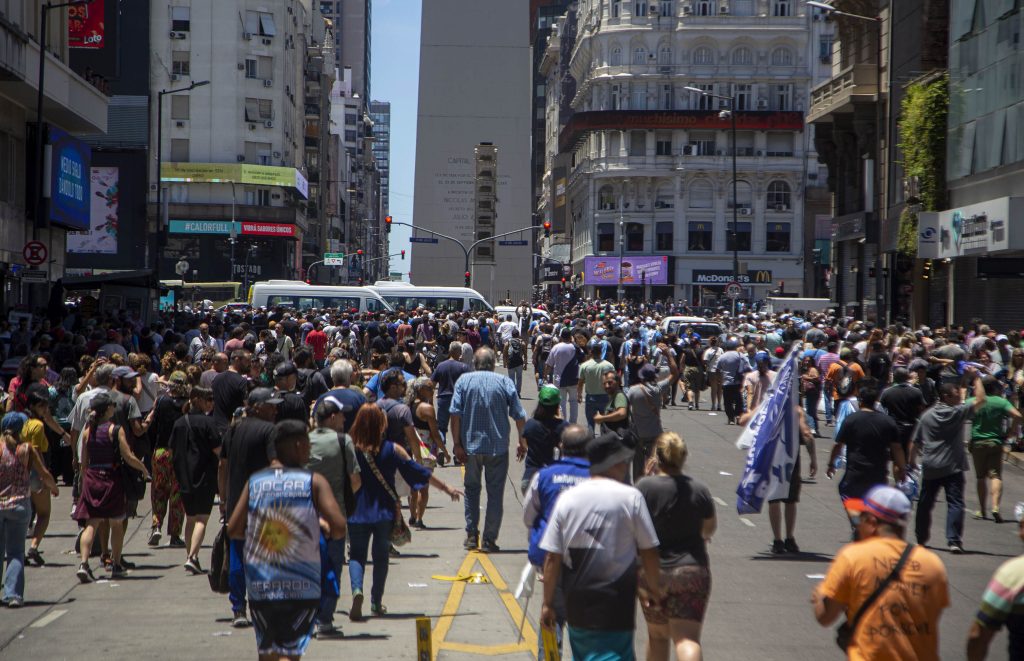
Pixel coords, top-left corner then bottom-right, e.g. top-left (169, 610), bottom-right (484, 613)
top-left (552, 0), bottom-right (823, 304)
top-left (412, 0), bottom-right (534, 303)
top-left (370, 100), bottom-right (391, 218)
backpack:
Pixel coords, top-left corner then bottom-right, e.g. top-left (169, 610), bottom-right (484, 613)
top-left (835, 362), bottom-right (856, 397)
top-left (507, 339), bottom-right (524, 368)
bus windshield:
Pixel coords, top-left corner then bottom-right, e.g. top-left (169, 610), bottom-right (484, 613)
top-left (381, 296), bottom-right (465, 312)
top-left (267, 295), bottom-right (363, 311)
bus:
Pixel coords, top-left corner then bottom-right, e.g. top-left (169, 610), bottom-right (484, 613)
top-left (367, 282), bottom-right (493, 313)
top-left (249, 281), bottom-right (392, 313)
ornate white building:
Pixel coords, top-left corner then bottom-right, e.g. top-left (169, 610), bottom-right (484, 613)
top-left (543, 0), bottom-right (833, 303)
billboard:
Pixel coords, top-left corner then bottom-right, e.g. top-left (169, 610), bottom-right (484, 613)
top-left (49, 126), bottom-right (91, 230)
top-left (69, 0), bottom-right (105, 49)
top-left (68, 167), bottom-right (118, 254)
top-left (583, 256), bottom-right (668, 286)
top-left (161, 162), bottom-right (309, 198)
top-left (169, 220), bottom-right (297, 238)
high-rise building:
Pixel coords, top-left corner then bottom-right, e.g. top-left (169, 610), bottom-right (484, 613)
top-left (150, 1), bottom-right (314, 284)
top-left (319, 0), bottom-right (371, 100)
top-left (370, 100), bottom-right (391, 217)
top-left (412, 0), bottom-right (534, 302)
top-left (549, 0), bottom-right (827, 304)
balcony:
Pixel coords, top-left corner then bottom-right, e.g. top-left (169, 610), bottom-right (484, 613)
top-left (806, 64), bottom-right (878, 124)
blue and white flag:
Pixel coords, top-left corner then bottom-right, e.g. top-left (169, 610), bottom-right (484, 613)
top-left (736, 345), bottom-right (800, 514)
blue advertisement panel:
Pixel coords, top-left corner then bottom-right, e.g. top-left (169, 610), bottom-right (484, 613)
top-left (49, 126), bottom-right (91, 230)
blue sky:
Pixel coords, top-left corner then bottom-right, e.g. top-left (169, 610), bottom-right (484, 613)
top-left (373, 0), bottom-right (419, 280)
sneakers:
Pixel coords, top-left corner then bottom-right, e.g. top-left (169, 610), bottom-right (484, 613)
top-left (463, 533), bottom-right (479, 551)
top-left (231, 611), bottom-right (251, 628)
top-left (119, 557), bottom-right (136, 570)
top-left (168, 536), bottom-right (187, 548)
top-left (370, 602), bottom-right (388, 616)
top-left (184, 557), bottom-right (205, 575)
top-left (349, 590), bottom-right (364, 621)
top-left (412, 518), bottom-right (427, 530)
top-left (76, 563), bottom-right (95, 584)
top-left (784, 538), bottom-right (800, 554)
top-left (973, 510), bottom-right (988, 520)
top-left (147, 528), bottom-right (163, 547)
top-left (6, 598), bottom-right (23, 609)
top-left (480, 539), bottom-right (500, 553)
top-left (771, 539), bottom-right (786, 554)
top-left (315, 623), bottom-right (343, 638)
top-left (993, 510), bottom-right (1004, 523)
top-left (25, 547), bottom-right (45, 567)
top-left (948, 542), bottom-right (965, 554)
top-left (110, 563), bottom-right (128, 579)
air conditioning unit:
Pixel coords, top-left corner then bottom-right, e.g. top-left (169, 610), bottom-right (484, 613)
top-left (720, 5), bottom-right (729, 13)
top-left (775, 204), bottom-right (787, 212)
top-left (757, 150), bottom-right (764, 156)
top-left (170, 74), bottom-right (180, 81)
top-left (757, 99), bottom-right (768, 109)
top-left (682, 4), bottom-right (692, 15)
top-left (271, 193), bottom-right (282, 200)
top-left (249, 123), bottom-right (256, 130)
top-left (716, 149), bottom-right (725, 156)
top-left (264, 120), bottom-right (274, 128)
top-left (237, 63), bottom-right (245, 70)
top-left (237, 154), bottom-right (245, 162)
top-left (739, 208), bottom-right (752, 216)
top-left (272, 151), bottom-right (281, 158)
top-left (262, 79), bottom-right (272, 87)
top-left (169, 31), bottom-right (185, 39)
top-left (243, 32), bottom-right (253, 40)
top-left (148, 183), bottom-right (158, 193)
top-left (175, 121), bottom-right (186, 128)
top-left (682, 145), bottom-right (694, 155)
top-left (262, 38), bottom-right (272, 45)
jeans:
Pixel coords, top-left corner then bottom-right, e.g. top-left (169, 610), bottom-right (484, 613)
top-left (0, 502), bottom-right (30, 602)
top-left (507, 366), bottom-right (524, 396)
top-left (436, 395), bottom-right (453, 441)
top-left (559, 386), bottom-right (579, 424)
top-left (803, 390), bottom-right (820, 434)
top-left (463, 453), bottom-right (509, 542)
top-left (915, 471), bottom-right (966, 546)
top-left (229, 538), bottom-right (246, 612)
top-left (348, 521), bottom-right (392, 605)
top-left (584, 394), bottom-right (610, 434)
top-left (319, 536), bottom-right (346, 625)
top-left (822, 383), bottom-right (834, 424)
top-left (723, 384), bottom-right (743, 422)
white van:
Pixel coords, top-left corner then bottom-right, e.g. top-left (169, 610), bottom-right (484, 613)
top-left (368, 282), bottom-right (493, 313)
top-left (660, 316), bottom-right (723, 346)
top-left (494, 305), bottom-right (550, 327)
top-left (249, 281), bottom-right (392, 313)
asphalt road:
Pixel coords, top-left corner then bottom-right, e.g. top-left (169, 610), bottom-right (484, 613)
top-left (1, 370), bottom-right (1019, 660)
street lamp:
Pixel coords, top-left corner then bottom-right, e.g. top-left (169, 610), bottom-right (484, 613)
top-left (34, 0), bottom-right (95, 238)
top-left (155, 79), bottom-right (210, 278)
top-left (806, 0), bottom-right (885, 322)
top-left (685, 86), bottom-right (740, 315)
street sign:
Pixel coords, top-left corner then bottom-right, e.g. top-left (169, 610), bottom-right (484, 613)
top-left (22, 269), bottom-right (48, 283)
top-left (409, 236), bottom-right (439, 244)
top-left (324, 252), bottom-right (345, 266)
top-left (498, 240), bottom-right (528, 246)
top-left (23, 241), bottom-right (47, 266)
top-left (726, 281), bottom-right (743, 299)
top-left (174, 259), bottom-right (190, 276)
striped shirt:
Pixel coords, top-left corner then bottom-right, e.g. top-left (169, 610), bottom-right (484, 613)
top-left (816, 351), bottom-right (841, 385)
top-left (976, 555), bottom-right (1024, 658)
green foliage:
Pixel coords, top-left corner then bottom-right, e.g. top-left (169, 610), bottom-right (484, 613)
top-left (896, 74), bottom-right (948, 256)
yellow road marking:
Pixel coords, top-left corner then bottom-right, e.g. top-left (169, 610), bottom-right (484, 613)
top-left (431, 550), bottom-right (538, 658)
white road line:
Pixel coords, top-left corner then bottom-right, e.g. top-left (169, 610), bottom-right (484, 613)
top-left (30, 609), bottom-right (67, 628)
top-left (713, 496), bottom-right (727, 507)
top-left (740, 518), bottom-right (756, 527)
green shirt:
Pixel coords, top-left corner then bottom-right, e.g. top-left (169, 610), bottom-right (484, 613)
top-left (306, 428), bottom-right (360, 508)
top-left (579, 359), bottom-right (615, 395)
top-left (966, 396), bottom-right (1015, 447)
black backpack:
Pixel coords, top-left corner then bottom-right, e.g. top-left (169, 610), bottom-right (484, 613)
top-left (835, 362), bottom-right (855, 397)
top-left (507, 339), bottom-right (524, 367)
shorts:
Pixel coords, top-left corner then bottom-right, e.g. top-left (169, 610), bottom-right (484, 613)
top-left (639, 564), bottom-right (712, 624)
top-left (29, 450), bottom-right (50, 492)
top-left (769, 455), bottom-right (801, 504)
top-left (180, 488), bottom-right (216, 517)
top-left (971, 444), bottom-right (1004, 479)
top-left (250, 599), bottom-right (319, 657)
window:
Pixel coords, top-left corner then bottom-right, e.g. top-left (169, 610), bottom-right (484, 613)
top-left (655, 183), bottom-right (674, 208)
top-left (170, 138), bottom-right (189, 161)
top-left (696, 0), bottom-right (714, 15)
top-left (244, 98), bottom-right (273, 121)
top-left (660, 1), bottom-right (673, 17)
top-left (629, 130), bottom-right (646, 156)
top-left (536, 84), bottom-right (546, 97)
top-left (770, 47), bottom-right (793, 66)
top-left (688, 131), bottom-right (715, 155)
top-left (597, 223), bottom-right (615, 251)
top-left (656, 222), bottom-right (674, 250)
top-left (171, 51), bottom-right (190, 76)
top-left (660, 84), bottom-right (673, 109)
top-left (658, 46), bottom-right (672, 65)
top-left (634, 1), bottom-right (647, 16)
top-left (726, 222), bottom-right (752, 251)
top-left (727, 180), bottom-right (752, 208)
top-left (733, 83), bottom-right (752, 110)
top-left (610, 85), bottom-right (622, 109)
top-left (632, 47), bottom-right (647, 64)
top-left (688, 179), bottom-right (714, 208)
top-left (245, 58), bottom-right (259, 79)
top-left (170, 95), bottom-right (189, 120)
top-left (772, 0), bottom-right (791, 16)
top-left (170, 6), bottom-right (190, 31)
top-left (767, 181), bottom-right (792, 209)
top-left (598, 186), bottom-right (617, 210)
top-left (245, 141), bottom-right (272, 163)
top-left (246, 188), bottom-right (272, 206)
top-left (819, 36), bottom-right (833, 62)
top-left (688, 222), bottom-right (712, 250)
top-left (626, 223), bottom-right (645, 251)
top-left (766, 222), bottom-right (791, 252)
top-left (766, 132), bottom-right (793, 156)
top-left (732, 0), bottom-right (754, 15)
top-left (690, 83), bottom-right (715, 109)
top-left (655, 132), bottom-right (672, 156)
top-left (631, 87), bottom-right (646, 109)
top-left (693, 46), bottom-right (715, 65)
top-left (610, 46), bottom-right (622, 66)
top-left (732, 47), bottom-right (753, 66)
top-left (733, 130), bottom-right (755, 156)
top-left (245, 10), bottom-right (277, 36)
top-left (611, 0), bottom-right (621, 18)
top-left (773, 84), bottom-right (792, 110)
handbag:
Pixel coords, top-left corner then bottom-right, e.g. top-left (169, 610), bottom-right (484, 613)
top-left (835, 543), bottom-right (915, 651)
top-left (362, 449), bottom-right (412, 547)
top-left (208, 524), bottom-right (230, 594)
top-left (110, 423), bottom-right (146, 501)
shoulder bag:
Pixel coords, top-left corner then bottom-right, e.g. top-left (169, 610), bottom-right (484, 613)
top-left (362, 449), bottom-right (412, 547)
top-left (835, 543), bottom-right (915, 651)
top-left (110, 422), bottom-right (147, 501)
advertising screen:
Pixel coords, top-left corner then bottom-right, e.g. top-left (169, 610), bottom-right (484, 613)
top-left (68, 167), bottom-right (118, 254)
top-left (582, 256), bottom-right (668, 286)
top-left (49, 126), bottom-right (91, 230)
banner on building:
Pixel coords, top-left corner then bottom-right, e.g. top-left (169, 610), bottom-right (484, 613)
top-left (169, 220), bottom-right (297, 238)
top-left (161, 162), bottom-right (309, 199)
top-left (68, 167), bottom-right (118, 254)
top-left (48, 126), bottom-right (91, 231)
top-left (69, 0), bottom-right (104, 49)
top-left (582, 256), bottom-right (668, 286)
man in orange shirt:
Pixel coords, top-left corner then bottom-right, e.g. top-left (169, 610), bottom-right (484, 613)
top-left (826, 348), bottom-right (865, 419)
top-left (812, 486), bottom-right (950, 660)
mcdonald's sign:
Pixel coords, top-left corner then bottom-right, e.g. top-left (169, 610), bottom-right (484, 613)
top-left (692, 269), bottom-right (773, 285)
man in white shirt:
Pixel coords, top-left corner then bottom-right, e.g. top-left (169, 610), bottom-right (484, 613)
top-left (497, 315), bottom-right (517, 362)
top-left (544, 328), bottom-right (581, 424)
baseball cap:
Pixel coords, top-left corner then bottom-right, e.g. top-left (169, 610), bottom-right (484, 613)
top-left (587, 432), bottom-right (635, 475)
top-left (112, 366), bottom-right (139, 380)
top-left (248, 387), bottom-right (284, 406)
top-left (274, 361), bottom-right (298, 378)
top-left (596, 328), bottom-right (606, 336)
top-left (538, 385), bottom-right (561, 407)
top-left (774, 347), bottom-right (785, 356)
top-left (754, 351), bottom-right (771, 365)
top-left (639, 364), bottom-right (658, 382)
top-left (1, 412), bottom-right (27, 436)
top-left (846, 485), bottom-right (911, 525)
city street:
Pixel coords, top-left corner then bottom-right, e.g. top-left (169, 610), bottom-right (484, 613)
top-left (1, 370), bottom-right (1020, 660)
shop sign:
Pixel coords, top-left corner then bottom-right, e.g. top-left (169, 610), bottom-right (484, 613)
top-left (692, 269), bottom-right (773, 285)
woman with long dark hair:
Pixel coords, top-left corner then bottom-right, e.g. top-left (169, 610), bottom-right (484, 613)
top-left (49, 367), bottom-right (78, 487)
top-left (346, 406), bottom-right (461, 619)
top-left (6, 355), bottom-right (69, 450)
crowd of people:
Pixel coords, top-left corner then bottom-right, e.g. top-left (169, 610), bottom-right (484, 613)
top-left (0, 298), bottom-right (1023, 659)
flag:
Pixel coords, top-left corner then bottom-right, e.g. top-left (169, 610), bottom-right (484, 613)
top-left (736, 345), bottom-right (800, 514)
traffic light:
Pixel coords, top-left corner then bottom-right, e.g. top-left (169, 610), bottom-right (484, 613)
top-left (464, 271), bottom-right (471, 287)
top-left (385, 216), bottom-right (392, 233)
top-left (357, 249), bottom-right (363, 256)
top-left (561, 277), bottom-right (566, 285)
top-left (543, 221), bottom-right (551, 238)
top-left (400, 250), bottom-right (406, 261)
top-left (358, 277), bottom-right (364, 285)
